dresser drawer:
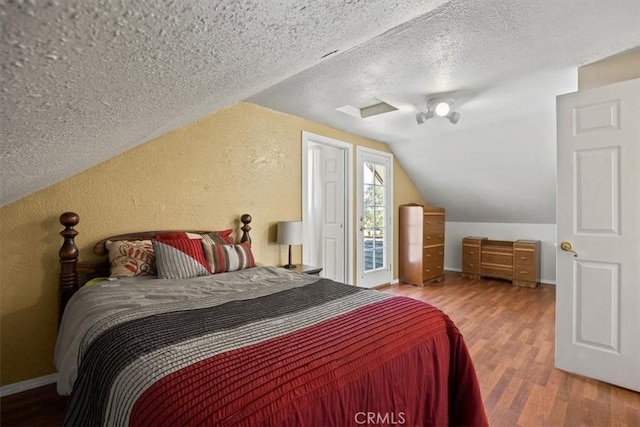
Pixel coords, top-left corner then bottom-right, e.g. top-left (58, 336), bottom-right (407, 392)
top-left (480, 265), bottom-right (513, 280)
top-left (423, 229), bottom-right (445, 246)
top-left (423, 246), bottom-right (444, 264)
top-left (481, 252), bottom-right (513, 266)
top-left (462, 254), bottom-right (479, 273)
top-left (462, 244), bottom-right (480, 258)
top-left (514, 267), bottom-right (537, 282)
top-left (513, 249), bottom-right (536, 265)
top-left (514, 241), bottom-right (538, 250)
top-left (423, 215), bottom-right (444, 233)
top-left (423, 261), bottom-right (444, 279)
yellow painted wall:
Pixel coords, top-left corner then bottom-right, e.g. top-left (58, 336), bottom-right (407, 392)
top-left (0, 102), bottom-right (425, 387)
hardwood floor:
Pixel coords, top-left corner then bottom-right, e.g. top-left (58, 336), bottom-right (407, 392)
top-left (382, 272), bottom-right (640, 426)
top-left (1, 383), bottom-right (66, 426)
top-left (1, 272), bottom-right (638, 426)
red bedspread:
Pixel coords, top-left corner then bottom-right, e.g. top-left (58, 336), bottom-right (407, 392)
top-left (63, 278), bottom-right (487, 426)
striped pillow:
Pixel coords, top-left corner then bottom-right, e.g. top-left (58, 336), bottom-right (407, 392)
top-left (201, 229), bottom-right (235, 245)
top-left (157, 232), bottom-right (203, 240)
top-left (202, 242), bottom-right (255, 274)
top-left (153, 238), bottom-right (210, 279)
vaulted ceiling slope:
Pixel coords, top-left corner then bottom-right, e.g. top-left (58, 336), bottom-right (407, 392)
top-left (1, 1), bottom-right (639, 223)
top-left (248, 0), bottom-right (640, 223)
top-left (0, 0), bottom-right (448, 206)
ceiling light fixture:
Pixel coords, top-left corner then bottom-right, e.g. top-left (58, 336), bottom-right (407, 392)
top-left (434, 102), bottom-right (450, 117)
top-left (415, 111), bottom-right (434, 124)
top-left (416, 97), bottom-right (461, 125)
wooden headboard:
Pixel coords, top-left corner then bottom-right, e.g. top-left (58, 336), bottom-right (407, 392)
top-left (58, 212), bottom-right (252, 323)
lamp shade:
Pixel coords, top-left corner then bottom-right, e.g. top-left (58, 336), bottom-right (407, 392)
top-left (277, 221), bottom-right (303, 245)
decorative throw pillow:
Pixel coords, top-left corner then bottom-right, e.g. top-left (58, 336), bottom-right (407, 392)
top-left (153, 237), bottom-right (210, 279)
top-left (106, 240), bottom-right (156, 278)
top-left (201, 229), bottom-right (235, 245)
top-left (155, 232), bottom-right (203, 240)
top-left (202, 241), bottom-right (256, 274)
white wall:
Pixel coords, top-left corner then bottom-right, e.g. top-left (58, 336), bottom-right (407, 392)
top-left (444, 221), bottom-right (556, 285)
top-left (396, 68), bottom-right (577, 225)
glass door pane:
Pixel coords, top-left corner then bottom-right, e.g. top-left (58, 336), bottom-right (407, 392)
top-left (357, 147), bottom-right (393, 289)
top-left (363, 161), bottom-right (386, 273)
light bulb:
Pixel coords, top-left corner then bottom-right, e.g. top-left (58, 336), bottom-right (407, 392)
top-left (434, 102), bottom-right (450, 117)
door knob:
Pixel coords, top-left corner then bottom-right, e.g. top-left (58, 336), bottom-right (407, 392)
top-left (560, 241), bottom-right (578, 257)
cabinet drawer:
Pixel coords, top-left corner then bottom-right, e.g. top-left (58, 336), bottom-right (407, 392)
top-left (423, 229), bottom-right (445, 246)
top-left (514, 250), bottom-right (536, 267)
top-left (514, 267), bottom-right (536, 282)
top-left (424, 216), bottom-right (444, 233)
top-left (514, 241), bottom-right (537, 250)
top-left (424, 263), bottom-right (444, 279)
top-left (423, 246), bottom-right (444, 264)
top-left (480, 265), bottom-right (513, 280)
top-left (481, 252), bottom-right (513, 266)
top-left (462, 254), bottom-right (479, 273)
top-left (462, 245), bottom-right (479, 258)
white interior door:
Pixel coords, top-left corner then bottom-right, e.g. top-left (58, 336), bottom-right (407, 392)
top-left (302, 132), bottom-right (352, 284)
top-left (556, 78), bottom-right (640, 391)
top-left (357, 147), bottom-right (393, 288)
top-left (319, 145), bottom-right (346, 283)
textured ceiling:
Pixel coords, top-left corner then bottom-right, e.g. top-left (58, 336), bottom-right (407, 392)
top-left (1, 1), bottom-right (639, 224)
top-left (248, 0), bottom-right (640, 223)
top-left (0, 0), bottom-right (447, 206)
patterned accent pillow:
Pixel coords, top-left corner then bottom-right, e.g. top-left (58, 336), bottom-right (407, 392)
top-left (201, 229), bottom-right (235, 245)
top-left (106, 240), bottom-right (156, 278)
top-left (153, 237), bottom-right (210, 279)
top-left (202, 242), bottom-right (256, 274)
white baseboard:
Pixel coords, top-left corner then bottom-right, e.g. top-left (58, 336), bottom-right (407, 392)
top-left (390, 278), bottom-right (399, 285)
top-left (447, 267), bottom-right (556, 286)
top-left (0, 373), bottom-right (57, 397)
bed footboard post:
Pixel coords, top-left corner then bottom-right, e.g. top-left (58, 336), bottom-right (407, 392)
top-left (59, 212), bottom-right (80, 323)
top-left (240, 214), bottom-right (252, 245)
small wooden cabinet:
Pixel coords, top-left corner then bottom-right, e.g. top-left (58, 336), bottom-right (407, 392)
top-left (513, 240), bottom-right (540, 287)
top-left (462, 237), bottom-right (540, 287)
top-left (461, 237), bottom-right (485, 280)
top-left (399, 204), bottom-right (445, 286)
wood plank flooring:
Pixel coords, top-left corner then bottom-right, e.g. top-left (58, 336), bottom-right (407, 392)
top-left (2, 272), bottom-right (638, 426)
top-left (381, 272), bottom-right (640, 426)
top-left (1, 383), bottom-right (66, 426)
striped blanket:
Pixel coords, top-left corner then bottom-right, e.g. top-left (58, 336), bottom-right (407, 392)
top-left (58, 269), bottom-right (487, 426)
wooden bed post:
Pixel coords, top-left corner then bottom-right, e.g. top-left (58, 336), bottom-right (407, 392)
top-left (240, 214), bottom-right (252, 245)
top-left (59, 212), bottom-right (80, 323)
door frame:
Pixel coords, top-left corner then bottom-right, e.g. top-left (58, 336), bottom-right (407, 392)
top-left (301, 131), bottom-right (354, 285)
top-left (356, 146), bottom-right (394, 288)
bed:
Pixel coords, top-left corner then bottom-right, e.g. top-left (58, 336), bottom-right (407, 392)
top-left (55, 212), bottom-right (488, 426)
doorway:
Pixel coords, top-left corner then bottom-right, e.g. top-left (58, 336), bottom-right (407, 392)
top-left (302, 132), bottom-right (353, 284)
top-left (356, 147), bottom-right (393, 288)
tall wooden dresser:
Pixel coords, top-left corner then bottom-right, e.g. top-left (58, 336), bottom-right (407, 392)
top-left (399, 204), bottom-right (446, 286)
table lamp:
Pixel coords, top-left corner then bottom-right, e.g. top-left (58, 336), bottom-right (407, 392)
top-left (277, 221), bottom-right (303, 269)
